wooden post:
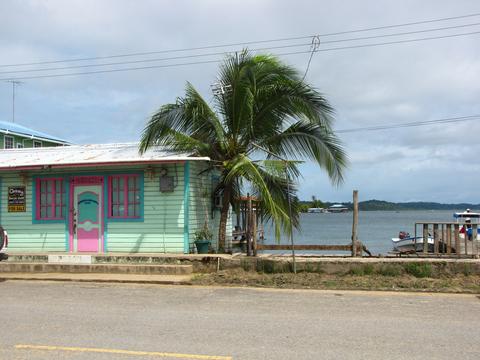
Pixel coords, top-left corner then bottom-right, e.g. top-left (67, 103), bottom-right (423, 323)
top-left (252, 200), bottom-right (257, 256)
top-left (464, 222), bottom-right (468, 256)
top-left (241, 202), bottom-right (246, 237)
top-left (351, 190), bottom-right (359, 257)
top-left (433, 224), bottom-right (439, 254)
top-left (472, 224), bottom-right (478, 257)
top-left (446, 224), bottom-right (452, 255)
top-left (423, 224), bottom-right (429, 254)
top-left (247, 195), bottom-right (253, 256)
top-left (236, 202), bottom-right (241, 233)
top-left (454, 224), bottom-right (460, 257)
top-left (414, 223), bottom-right (417, 250)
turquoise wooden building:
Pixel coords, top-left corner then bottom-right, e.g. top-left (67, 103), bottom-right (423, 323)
top-left (0, 120), bottom-right (70, 149)
top-left (0, 143), bottom-right (230, 254)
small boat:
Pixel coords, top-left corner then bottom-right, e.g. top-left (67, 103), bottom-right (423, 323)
top-left (327, 204), bottom-right (349, 213)
top-left (307, 207), bottom-right (326, 213)
top-left (391, 231), bottom-right (434, 252)
top-left (454, 210), bottom-right (480, 240)
top-left (453, 210), bottom-right (480, 220)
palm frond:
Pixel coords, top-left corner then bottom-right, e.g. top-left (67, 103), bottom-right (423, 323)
top-left (140, 83), bottom-right (224, 155)
top-left (262, 121), bottom-right (347, 184)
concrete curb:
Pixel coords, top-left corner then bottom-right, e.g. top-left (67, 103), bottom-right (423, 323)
top-left (0, 262), bottom-right (193, 275)
top-left (0, 273), bottom-right (193, 285)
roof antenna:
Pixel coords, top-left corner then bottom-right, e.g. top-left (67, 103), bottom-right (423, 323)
top-left (5, 80), bottom-right (23, 123)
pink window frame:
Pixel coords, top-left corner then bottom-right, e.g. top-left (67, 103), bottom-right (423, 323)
top-left (35, 177), bottom-right (65, 220)
top-left (107, 174), bottom-right (141, 219)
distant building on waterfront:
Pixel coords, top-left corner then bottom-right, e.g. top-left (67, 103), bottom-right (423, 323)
top-left (0, 120), bottom-right (70, 149)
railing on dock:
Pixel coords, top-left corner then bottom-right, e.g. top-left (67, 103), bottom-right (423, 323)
top-left (233, 190), bottom-right (370, 257)
top-left (232, 195), bottom-right (264, 256)
top-left (414, 222), bottom-right (479, 257)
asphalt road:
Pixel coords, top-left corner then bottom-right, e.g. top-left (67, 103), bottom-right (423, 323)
top-left (0, 280), bottom-right (479, 360)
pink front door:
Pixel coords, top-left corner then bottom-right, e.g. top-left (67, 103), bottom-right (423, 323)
top-left (71, 177), bottom-right (104, 253)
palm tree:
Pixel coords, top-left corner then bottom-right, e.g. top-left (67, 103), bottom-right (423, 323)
top-left (140, 51), bottom-right (347, 252)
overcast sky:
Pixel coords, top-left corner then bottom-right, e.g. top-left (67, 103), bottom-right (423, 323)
top-left (0, 0), bottom-right (479, 203)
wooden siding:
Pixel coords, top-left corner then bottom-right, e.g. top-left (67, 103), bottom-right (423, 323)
top-left (188, 161), bottom-right (212, 252)
top-left (107, 163), bottom-right (186, 253)
top-left (0, 171), bottom-right (66, 251)
top-left (0, 163), bottom-right (196, 253)
top-left (188, 162), bottom-right (232, 252)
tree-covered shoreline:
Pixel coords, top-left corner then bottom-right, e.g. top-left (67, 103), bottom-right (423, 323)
top-left (299, 199), bottom-right (480, 211)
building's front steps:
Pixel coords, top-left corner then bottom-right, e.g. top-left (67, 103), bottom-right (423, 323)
top-left (0, 253), bottom-right (203, 284)
top-left (6, 252), bottom-right (231, 264)
top-left (0, 272), bottom-right (192, 285)
top-left (1, 252), bottom-right (232, 277)
top-left (0, 262), bottom-right (193, 275)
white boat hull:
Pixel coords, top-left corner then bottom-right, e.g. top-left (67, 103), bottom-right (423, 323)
top-left (391, 236), bottom-right (434, 252)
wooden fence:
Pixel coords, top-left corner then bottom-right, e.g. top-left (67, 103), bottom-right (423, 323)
top-left (414, 222), bottom-right (479, 257)
top-left (234, 190), bottom-right (368, 257)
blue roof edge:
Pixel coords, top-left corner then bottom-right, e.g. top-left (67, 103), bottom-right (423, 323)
top-left (0, 120), bottom-right (71, 144)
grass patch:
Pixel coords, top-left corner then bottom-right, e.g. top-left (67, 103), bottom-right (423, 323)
top-left (348, 264), bottom-right (374, 276)
top-left (191, 269), bottom-right (480, 294)
top-left (378, 264), bottom-right (403, 277)
top-left (462, 263), bottom-right (473, 276)
top-left (404, 263), bottom-right (433, 278)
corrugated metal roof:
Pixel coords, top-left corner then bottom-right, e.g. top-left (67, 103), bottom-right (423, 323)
top-left (0, 143), bottom-right (210, 170)
top-left (0, 120), bottom-right (70, 144)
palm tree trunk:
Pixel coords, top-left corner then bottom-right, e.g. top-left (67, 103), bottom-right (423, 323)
top-left (218, 185), bottom-right (232, 253)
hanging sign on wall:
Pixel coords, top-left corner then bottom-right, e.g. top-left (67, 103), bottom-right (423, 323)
top-left (8, 186), bottom-right (26, 212)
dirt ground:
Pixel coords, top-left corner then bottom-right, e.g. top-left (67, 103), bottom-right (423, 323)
top-left (192, 268), bottom-right (480, 293)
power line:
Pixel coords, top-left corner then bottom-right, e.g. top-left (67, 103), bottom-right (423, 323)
top-left (0, 59), bottom-right (222, 81)
top-left (0, 42), bottom-right (312, 75)
top-left (1, 11), bottom-right (479, 68)
top-left (314, 30), bottom-right (480, 53)
top-left (319, 21), bottom-right (480, 45)
top-left (336, 115), bottom-right (480, 133)
top-left (312, 12), bottom-right (480, 37)
top-left (298, 21), bottom-right (480, 82)
top-left (2, 21), bottom-right (479, 76)
top-left (2, 29), bottom-right (479, 82)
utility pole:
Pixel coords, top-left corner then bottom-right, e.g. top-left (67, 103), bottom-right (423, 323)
top-left (6, 80), bottom-right (23, 123)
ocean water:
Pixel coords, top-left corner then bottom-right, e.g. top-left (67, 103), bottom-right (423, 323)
top-left (260, 210), bottom-right (465, 255)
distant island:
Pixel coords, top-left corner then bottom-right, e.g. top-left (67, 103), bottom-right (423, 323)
top-left (299, 199), bottom-right (480, 212)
